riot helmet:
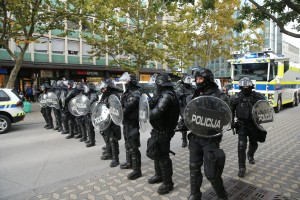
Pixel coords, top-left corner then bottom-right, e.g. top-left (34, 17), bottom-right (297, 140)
top-left (119, 72), bottom-right (139, 89)
top-left (68, 80), bottom-right (75, 89)
top-left (56, 80), bottom-right (62, 87)
top-left (193, 68), bottom-right (214, 90)
top-left (239, 77), bottom-right (254, 95)
top-left (155, 73), bottom-right (174, 87)
top-left (182, 75), bottom-right (193, 85)
top-left (40, 83), bottom-right (50, 92)
top-left (87, 83), bottom-right (96, 92)
top-left (75, 83), bottom-right (85, 94)
top-left (104, 79), bottom-right (116, 89)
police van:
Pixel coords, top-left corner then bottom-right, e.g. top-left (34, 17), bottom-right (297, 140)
top-left (0, 88), bottom-right (25, 134)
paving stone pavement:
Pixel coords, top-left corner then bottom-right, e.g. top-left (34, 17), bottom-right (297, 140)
top-left (16, 103), bottom-right (300, 199)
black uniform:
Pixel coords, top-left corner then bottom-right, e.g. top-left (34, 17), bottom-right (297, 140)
top-left (120, 76), bottom-right (142, 180)
top-left (85, 83), bottom-right (99, 147)
top-left (175, 77), bottom-right (196, 148)
top-left (59, 82), bottom-right (69, 134)
top-left (40, 83), bottom-right (53, 129)
top-left (188, 68), bottom-right (228, 200)
top-left (63, 81), bottom-right (77, 139)
top-left (99, 80), bottom-right (123, 168)
top-left (147, 73), bottom-right (180, 195)
top-left (52, 81), bottom-right (63, 132)
top-left (230, 77), bottom-right (266, 177)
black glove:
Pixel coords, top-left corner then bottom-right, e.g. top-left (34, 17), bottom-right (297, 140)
top-left (149, 99), bottom-right (156, 109)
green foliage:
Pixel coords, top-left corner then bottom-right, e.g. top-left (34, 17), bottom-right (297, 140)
top-left (238, 0), bottom-right (300, 38)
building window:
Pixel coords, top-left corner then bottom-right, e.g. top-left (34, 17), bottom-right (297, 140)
top-left (52, 38), bottom-right (65, 54)
top-left (34, 37), bottom-right (49, 53)
top-left (68, 40), bottom-right (79, 55)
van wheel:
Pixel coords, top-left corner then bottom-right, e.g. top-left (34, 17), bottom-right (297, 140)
top-left (0, 115), bottom-right (11, 134)
top-left (274, 98), bottom-right (281, 113)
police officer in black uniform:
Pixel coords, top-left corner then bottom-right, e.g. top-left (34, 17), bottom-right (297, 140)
top-left (119, 74), bottom-right (142, 180)
top-left (230, 77), bottom-right (266, 177)
top-left (147, 73), bottom-right (180, 195)
top-left (40, 82), bottom-right (54, 129)
top-left (52, 80), bottom-right (63, 132)
top-left (175, 75), bottom-right (196, 147)
top-left (73, 83), bottom-right (86, 140)
top-left (99, 79), bottom-right (123, 167)
top-left (85, 83), bottom-right (99, 147)
top-left (60, 80), bottom-right (69, 134)
top-left (188, 68), bottom-right (228, 200)
top-left (63, 80), bottom-right (77, 139)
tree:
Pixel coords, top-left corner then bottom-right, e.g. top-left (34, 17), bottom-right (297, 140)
top-left (0, 0), bottom-right (79, 88)
top-left (165, 0), bottom-right (241, 70)
top-left (81, 0), bottom-right (169, 78)
top-left (238, 0), bottom-right (300, 38)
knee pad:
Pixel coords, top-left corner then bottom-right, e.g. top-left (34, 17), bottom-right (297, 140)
top-left (238, 140), bottom-right (247, 151)
top-left (190, 162), bottom-right (201, 171)
top-left (204, 149), bottom-right (225, 181)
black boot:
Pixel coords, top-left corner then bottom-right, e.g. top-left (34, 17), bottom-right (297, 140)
top-left (127, 150), bottom-right (142, 180)
top-left (74, 125), bottom-right (82, 139)
top-left (86, 128), bottom-right (95, 147)
top-left (66, 121), bottom-right (74, 139)
top-left (210, 178), bottom-right (228, 200)
top-left (157, 159), bottom-right (174, 195)
top-left (188, 163), bottom-right (202, 200)
top-left (110, 140), bottom-right (119, 167)
top-left (247, 144), bottom-right (258, 165)
top-left (148, 159), bottom-right (163, 184)
top-left (79, 125), bottom-right (87, 142)
top-left (182, 131), bottom-right (188, 148)
top-left (120, 150), bottom-right (132, 169)
top-left (61, 121), bottom-right (69, 135)
top-left (238, 149), bottom-right (246, 177)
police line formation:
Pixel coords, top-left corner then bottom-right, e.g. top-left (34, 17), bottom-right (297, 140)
top-left (38, 69), bottom-right (275, 200)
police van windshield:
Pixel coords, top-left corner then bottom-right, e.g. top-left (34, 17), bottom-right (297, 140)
top-left (233, 63), bottom-right (268, 81)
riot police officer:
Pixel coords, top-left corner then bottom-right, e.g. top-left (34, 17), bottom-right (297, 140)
top-left (175, 75), bottom-right (196, 147)
top-left (73, 83), bottom-right (86, 140)
top-left (99, 79), bottom-right (123, 167)
top-left (51, 80), bottom-right (63, 132)
top-left (146, 73), bottom-right (180, 195)
top-left (40, 82), bottom-right (54, 129)
top-left (119, 73), bottom-right (142, 180)
top-left (188, 68), bottom-right (228, 200)
top-left (63, 80), bottom-right (77, 139)
top-left (85, 83), bottom-right (99, 147)
top-left (230, 77), bottom-right (266, 178)
top-left (60, 81), bottom-right (69, 134)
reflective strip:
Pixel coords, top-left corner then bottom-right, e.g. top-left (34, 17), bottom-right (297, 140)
top-left (0, 104), bottom-right (17, 109)
top-left (13, 112), bottom-right (25, 117)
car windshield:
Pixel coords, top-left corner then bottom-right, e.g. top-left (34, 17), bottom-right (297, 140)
top-left (233, 63), bottom-right (268, 81)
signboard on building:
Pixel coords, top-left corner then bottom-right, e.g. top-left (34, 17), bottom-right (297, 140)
top-left (40, 70), bottom-right (53, 77)
top-left (74, 70), bottom-right (101, 76)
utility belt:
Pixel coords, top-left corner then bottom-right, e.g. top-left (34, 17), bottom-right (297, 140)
top-left (151, 129), bottom-right (175, 137)
top-left (236, 119), bottom-right (255, 126)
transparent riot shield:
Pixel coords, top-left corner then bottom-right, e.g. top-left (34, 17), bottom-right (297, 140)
top-left (108, 94), bottom-right (123, 126)
top-left (90, 101), bottom-right (99, 113)
top-left (60, 90), bottom-right (66, 108)
top-left (91, 103), bottom-right (111, 131)
top-left (252, 100), bottom-right (275, 132)
top-left (75, 94), bottom-right (90, 116)
top-left (46, 92), bottom-right (55, 108)
top-left (139, 93), bottom-right (152, 133)
top-left (48, 92), bottom-right (60, 109)
top-left (38, 93), bottom-right (48, 108)
top-left (184, 96), bottom-right (232, 138)
top-left (68, 97), bottom-right (80, 116)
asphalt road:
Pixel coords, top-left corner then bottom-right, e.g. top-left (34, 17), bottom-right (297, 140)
top-left (0, 121), bottom-right (183, 199)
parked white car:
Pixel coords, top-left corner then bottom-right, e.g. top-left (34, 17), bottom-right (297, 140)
top-left (0, 88), bottom-right (25, 134)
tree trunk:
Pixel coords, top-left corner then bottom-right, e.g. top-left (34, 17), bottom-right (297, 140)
top-left (6, 55), bottom-right (24, 89)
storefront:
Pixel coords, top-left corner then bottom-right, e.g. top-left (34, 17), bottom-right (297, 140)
top-left (0, 68), bottom-right (8, 88)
